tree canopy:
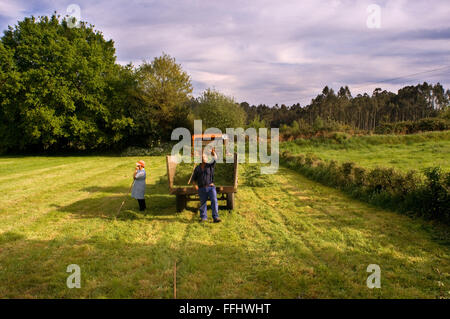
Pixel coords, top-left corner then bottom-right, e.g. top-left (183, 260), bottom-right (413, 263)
top-left (132, 54), bottom-right (193, 142)
top-left (0, 15), bottom-right (195, 152)
top-left (0, 14), bottom-right (134, 152)
top-left (192, 89), bottom-right (246, 131)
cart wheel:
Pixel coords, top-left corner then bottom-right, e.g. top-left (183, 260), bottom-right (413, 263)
top-left (176, 195), bottom-right (186, 212)
top-left (226, 192), bottom-right (235, 210)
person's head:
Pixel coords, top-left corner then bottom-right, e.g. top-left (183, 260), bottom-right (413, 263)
top-left (136, 160), bottom-right (145, 170)
top-left (201, 153), bottom-right (209, 164)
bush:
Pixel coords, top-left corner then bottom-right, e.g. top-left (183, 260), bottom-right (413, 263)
top-left (280, 117), bottom-right (356, 140)
top-left (375, 117), bottom-right (450, 134)
top-left (120, 142), bottom-right (174, 156)
top-left (353, 166), bottom-right (367, 186)
top-left (330, 132), bottom-right (351, 143)
top-left (416, 168), bottom-right (450, 223)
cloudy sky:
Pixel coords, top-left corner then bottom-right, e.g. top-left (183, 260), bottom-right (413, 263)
top-left (1, 0), bottom-right (449, 105)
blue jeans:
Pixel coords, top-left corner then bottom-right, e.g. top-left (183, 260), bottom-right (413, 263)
top-left (198, 186), bottom-right (219, 220)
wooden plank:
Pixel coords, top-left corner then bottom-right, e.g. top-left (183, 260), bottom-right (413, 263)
top-left (233, 152), bottom-right (238, 189)
top-left (216, 186), bottom-right (236, 193)
top-left (166, 155), bottom-right (177, 189)
top-left (170, 187), bottom-right (198, 195)
top-left (170, 185), bottom-right (236, 195)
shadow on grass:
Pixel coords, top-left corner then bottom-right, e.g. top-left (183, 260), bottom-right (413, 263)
top-left (56, 175), bottom-right (175, 220)
top-left (56, 193), bottom-right (177, 220)
top-left (82, 175), bottom-right (169, 196)
top-left (58, 175), bottom-right (230, 221)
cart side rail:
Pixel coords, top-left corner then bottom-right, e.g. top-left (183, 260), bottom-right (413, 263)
top-left (233, 152), bottom-right (238, 189)
top-left (166, 155), bottom-right (177, 190)
top-left (167, 152), bottom-right (239, 194)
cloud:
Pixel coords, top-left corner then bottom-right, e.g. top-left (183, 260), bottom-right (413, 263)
top-left (0, 1), bottom-right (25, 26)
top-left (1, 0), bottom-right (449, 105)
top-left (0, 1), bottom-right (27, 17)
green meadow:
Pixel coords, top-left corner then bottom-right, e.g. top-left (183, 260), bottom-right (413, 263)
top-left (280, 131), bottom-right (450, 172)
top-left (0, 156), bottom-right (448, 298)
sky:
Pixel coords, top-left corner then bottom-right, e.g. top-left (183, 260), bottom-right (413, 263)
top-left (0, 0), bottom-right (449, 105)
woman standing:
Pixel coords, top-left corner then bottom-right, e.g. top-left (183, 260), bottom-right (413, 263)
top-left (132, 160), bottom-right (146, 211)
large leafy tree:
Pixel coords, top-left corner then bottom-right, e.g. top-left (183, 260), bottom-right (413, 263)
top-left (134, 53), bottom-right (193, 141)
top-left (0, 14), bottom-right (133, 151)
top-left (193, 89), bottom-right (246, 131)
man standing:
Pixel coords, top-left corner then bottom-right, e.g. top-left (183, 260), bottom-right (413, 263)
top-left (191, 148), bottom-right (221, 223)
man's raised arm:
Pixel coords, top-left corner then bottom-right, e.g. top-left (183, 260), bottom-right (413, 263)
top-left (211, 148), bottom-right (218, 163)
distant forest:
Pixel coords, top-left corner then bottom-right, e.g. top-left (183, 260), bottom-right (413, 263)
top-left (241, 82), bottom-right (450, 131)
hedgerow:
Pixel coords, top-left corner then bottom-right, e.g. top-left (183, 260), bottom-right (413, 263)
top-left (374, 117), bottom-right (450, 134)
top-left (280, 151), bottom-right (450, 224)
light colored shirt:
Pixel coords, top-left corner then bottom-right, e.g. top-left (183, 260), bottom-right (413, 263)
top-left (131, 169), bottom-right (146, 199)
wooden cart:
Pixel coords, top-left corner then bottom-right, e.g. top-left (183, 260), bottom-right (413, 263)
top-left (166, 153), bottom-right (238, 212)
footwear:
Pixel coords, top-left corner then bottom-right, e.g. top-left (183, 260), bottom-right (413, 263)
top-left (200, 219), bottom-right (208, 223)
top-left (213, 218), bottom-right (221, 223)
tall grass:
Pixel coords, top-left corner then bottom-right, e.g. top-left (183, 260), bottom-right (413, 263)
top-left (280, 131), bottom-right (450, 172)
top-left (283, 130), bottom-right (450, 150)
top-left (374, 117), bottom-right (450, 134)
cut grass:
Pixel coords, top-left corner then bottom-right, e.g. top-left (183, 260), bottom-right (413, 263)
top-left (280, 131), bottom-right (450, 172)
top-left (0, 156), bottom-right (448, 298)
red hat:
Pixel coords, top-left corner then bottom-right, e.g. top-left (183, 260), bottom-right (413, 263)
top-left (136, 160), bottom-right (145, 168)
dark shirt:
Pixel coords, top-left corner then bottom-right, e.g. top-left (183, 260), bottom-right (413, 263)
top-left (192, 160), bottom-right (216, 188)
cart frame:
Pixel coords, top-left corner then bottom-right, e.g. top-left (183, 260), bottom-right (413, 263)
top-left (166, 153), bottom-right (238, 212)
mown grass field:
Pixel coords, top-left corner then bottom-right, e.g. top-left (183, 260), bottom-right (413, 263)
top-left (0, 156), bottom-right (449, 298)
top-left (280, 131), bottom-right (450, 172)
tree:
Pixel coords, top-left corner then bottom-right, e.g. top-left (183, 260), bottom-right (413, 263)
top-left (134, 53), bottom-right (193, 141)
top-left (247, 115), bottom-right (266, 130)
top-left (0, 14), bottom-right (133, 151)
top-left (241, 82), bottom-right (448, 133)
top-left (192, 89), bottom-right (246, 131)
